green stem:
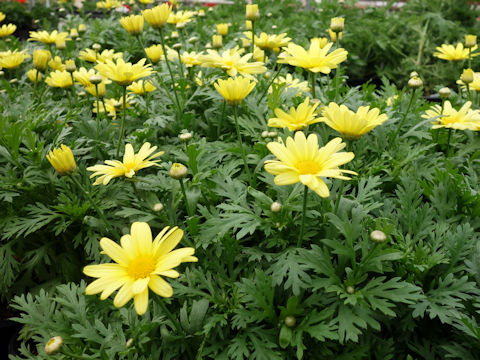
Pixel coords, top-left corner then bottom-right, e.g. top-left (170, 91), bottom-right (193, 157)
top-left (217, 100), bottom-right (226, 137)
top-left (467, 83), bottom-right (471, 102)
top-left (70, 175), bottom-right (119, 239)
top-left (116, 86), bottom-right (127, 158)
top-left (446, 128), bottom-right (452, 157)
top-left (179, 178), bottom-right (193, 217)
top-left (297, 185), bottom-right (309, 248)
top-left (257, 63), bottom-right (282, 105)
top-left (335, 37), bottom-right (340, 102)
top-left (251, 21), bottom-right (255, 55)
top-left (333, 180), bottom-right (345, 215)
top-left (95, 84), bottom-right (100, 140)
top-left (159, 27), bottom-right (182, 120)
top-left (311, 71), bottom-right (316, 99)
top-left (233, 106), bottom-right (252, 184)
top-left (33, 70), bottom-right (39, 96)
top-left (391, 89), bottom-right (415, 143)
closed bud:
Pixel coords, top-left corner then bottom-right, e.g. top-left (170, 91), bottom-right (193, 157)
top-left (330, 17), bottom-right (344, 33)
top-left (179, 132), bottom-right (193, 142)
top-left (267, 12), bottom-right (272, 17)
top-left (461, 68), bottom-right (474, 84)
top-left (153, 203), bottom-right (164, 212)
top-left (70, 28), bottom-right (79, 39)
top-left (261, 130), bottom-right (269, 138)
top-left (45, 336), bottom-right (63, 355)
top-left (9, 78), bottom-right (17, 84)
top-left (246, 4), bottom-right (259, 21)
top-left (409, 71), bottom-right (418, 78)
top-left (245, 20), bottom-right (252, 30)
top-left (346, 286), bottom-right (355, 294)
top-left (408, 76), bottom-right (423, 88)
top-left (56, 40), bottom-right (67, 50)
top-left (126, 338), bottom-right (134, 348)
top-left (212, 35), bottom-right (223, 49)
top-left (172, 43), bottom-right (182, 50)
top-left (171, 31), bottom-right (179, 39)
top-left (169, 163), bottom-right (188, 179)
top-left (198, 9), bottom-right (205, 17)
top-left (89, 75), bottom-right (102, 84)
top-left (92, 43), bottom-right (101, 51)
top-left (78, 91), bottom-right (86, 97)
top-left (46, 145), bottom-right (77, 175)
top-left (176, 21), bottom-right (186, 29)
top-left (284, 316), bottom-right (296, 328)
top-left (188, 36), bottom-right (198, 44)
top-left (272, 25), bottom-right (277, 29)
top-left (370, 230), bottom-right (387, 243)
top-left (465, 34), bottom-right (477, 48)
top-left (216, 23), bottom-right (228, 36)
top-left (439, 87), bottom-right (451, 99)
top-left (0, 71), bottom-right (4, 76)
top-left (65, 60), bottom-right (76, 72)
top-left (78, 24), bottom-right (86, 33)
top-left (267, 131), bottom-right (278, 138)
top-left (271, 201), bottom-right (282, 212)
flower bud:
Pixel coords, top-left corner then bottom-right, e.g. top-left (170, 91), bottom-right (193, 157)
top-left (188, 36), bottom-right (198, 44)
top-left (271, 201), bottom-right (282, 212)
top-left (179, 132), bottom-right (193, 142)
top-left (9, 78), bottom-right (17, 84)
top-left (56, 40), bottom-right (66, 50)
top-left (126, 338), bottom-right (134, 348)
top-left (78, 24), bottom-right (86, 33)
top-left (92, 43), bottom-right (101, 51)
top-left (176, 21), bottom-right (186, 29)
top-left (284, 316), bottom-right (296, 328)
top-left (172, 43), bottom-right (182, 50)
top-left (272, 25), bottom-right (277, 30)
top-left (245, 20), bottom-right (252, 30)
top-left (246, 4), bottom-right (259, 21)
top-left (78, 91), bottom-right (86, 97)
top-left (198, 9), bottom-right (205, 17)
top-left (70, 28), bottom-right (79, 39)
top-left (461, 68), bottom-right (474, 84)
top-left (216, 23), bottom-right (228, 36)
top-left (408, 76), bottom-right (423, 88)
top-left (65, 60), bottom-right (76, 72)
top-left (153, 203), bottom-right (164, 212)
top-left (346, 286), bottom-right (355, 294)
top-left (261, 130), bottom-right (269, 138)
top-left (241, 38), bottom-right (250, 48)
top-left (171, 31), bottom-right (179, 39)
top-left (90, 75), bottom-right (102, 84)
top-left (409, 71), bottom-right (418, 78)
top-left (169, 163), bottom-right (188, 179)
top-left (212, 35), bottom-right (223, 49)
top-left (267, 131), bottom-right (278, 138)
top-left (439, 87), bottom-right (451, 99)
top-left (33, 49), bottom-right (51, 72)
top-left (267, 12), bottom-right (272, 17)
top-left (465, 34), bottom-right (477, 48)
top-left (46, 145), bottom-right (77, 175)
top-left (0, 71), bottom-right (4, 76)
top-left (45, 336), bottom-right (63, 355)
top-left (370, 230), bottom-right (387, 243)
top-left (330, 17), bottom-right (344, 33)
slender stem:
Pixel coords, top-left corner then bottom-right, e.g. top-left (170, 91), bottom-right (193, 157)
top-left (70, 175), bottom-right (120, 239)
top-left (251, 21), bottom-right (255, 55)
top-left (446, 128), bottom-right (452, 157)
top-left (179, 178), bottom-right (193, 217)
top-left (333, 180), bottom-right (345, 215)
top-left (70, 72), bottom-right (76, 97)
top-left (33, 70), bottom-right (39, 96)
top-left (116, 86), bottom-right (127, 158)
top-left (467, 83), bottom-right (471, 102)
top-left (95, 84), bottom-right (100, 140)
top-left (159, 27), bottom-right (182, 119)
top-left (233, 106), bottom-right (252, 184)
top-left (157, 300), bottom-right (193, 358)
top-left (297, 185), bottom-right (309, 248)
top-left (130, 181), bottom-right (141, 200)
top-left (217, 100), bottom-right (226, 137)
top-left (391, 89), bottom-right (415, 143)
top-left (176, 49), bottom-right (185, 81)
top-left (335, 37), bottom-right (340, 102)
top-left (469, 48), bottom-right (472, 69)
top-left (311, 71), bottom-right (316, 99)
top-left (257, 63), bottom-right (282, 105)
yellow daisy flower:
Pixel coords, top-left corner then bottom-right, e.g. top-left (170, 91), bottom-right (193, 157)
top-left (95, 58), bottom-right (153, 86)
top-left (320, 102), bottom-right (388, 140)
top-left (200, 48), bottom-right (266, 79)
top-left (167, 10), bottom-right (195, 26)
top-left (421, 101), bottom-right (480, 131)
top-left (120, 14), bottom-right (144, 36)
top-left (244, 31), bottom-right (291, 51)
top-left (27, 69), bottom-right (42, 83)
top-left (78, 48), bottom-right (123, 64)
top-left (268, 97), bottom-right (322, 131)
top-left (0, 50), bottom-right (30, 69)
top-left (45, 70), bottom-right (72, 88)
top-left (28, 30), bottom-right (69, 45)
top-left (264, 132), bottom-right (356, 198)
top-left (48, 56), bottom-right (66, 71)
top-left (0, 12), bottom-right (5, 23)
top-left (268, 73), bottom-right (309, 96)
top-left (214, 76), bottom-right (256, 105)
top-left (87, 143), bottom-right (163, 185)
top-left (46, 144), bottom-right (77, 175)
top-left (96, 0), bottom-right (122, 10)
top-left (144, 44), bottom-right (164, 63)
top-left (142, 4), bottom-right (172, 29)
top-left (0, 23), bottom-right (16, 38)
top-left (278, 38), bottom-right (347, 74)
top-left (457, 71), bottom-right (480, 91)
top-left (127, 80), bottom-right (156, 95)
top-left (83, 222), bottom-right (197, 315)
top-left (433, 43), bottom-right (479, 61)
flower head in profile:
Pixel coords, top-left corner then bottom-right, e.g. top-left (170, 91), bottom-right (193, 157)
top-left (244, 31), bottom-right (291, 52)
top-left (465, 34), bottom-right (477, 48)
top-left (45, 70), bottom-right (73, 88)
top-left (434, 43), bottom-right (479, 61)
top-left (95, 58), bottom-right (153, 86)
top-left (264, 132), bottom-right (356, 197)
top-left (269, 73), bottom-right (309, 96)
top-left (200, 48), bottom-right (266, 79)
top-left (127, 80), bottom-right (156, 95)
top-left (87, 143), bottom-right (163, 185)
top-left (28, 30), bottom-right (69, 45)
top-left (46, 144), bottom-right (77, 175)
top-left (320, 102), bottom-right (388, 140)
top-left (48, 56), bottom-right (66, 71)
top-left (268, 97), bottom-right (322, 131)
top-left (0, 23), bottom-right (16, 38)
top-left (216, 23), bottom-right (229, 36)
top-left (278, 38), bottom-right (347, 73)
top-left (0, 12), bottom-right (5, 23)
top-left (142, 3), bottom-right (172, 28)
top-left (457, 71), bottom-right (480, 91)
top-left (168, 10), bottom-right (195, 26)
top-left (83, 222), bottom-right (197, 315)
top-left (144, 44), bottom-right (164, 63)
top-left (27, 69), bottom-right (42, 83)
top-left (214, 76), bottom-right (256, 105)
top-left (0, 50), bottom-right (30, 69)
top-left (33, 49), bottom-right (51, 71)
top-left (422, 101), bottom-right (480, 131)
top-left (120, 15), bottom-right (144, 35)
top-left (246, 4), bottom-right (259, 21)
top-left (93, 95), bottom-right (133, 119)
top-left (96, 0), bottom-right (122, 10)
top-left (79, 48), bottom-right (123, 64)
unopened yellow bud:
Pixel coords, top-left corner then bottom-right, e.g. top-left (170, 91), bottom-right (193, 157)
top-left (370, 230), bottom-right (387, 243)
top-left (330, 17), bottom-right (344, 33)
top-left (439, 87), bottom-right (451, 99)
top-left (465, 34), bottom-right (477, 48)
top-left (246, 4), bottom-right (259, 21)
top-left (212, 34), bottom-right (223, 49)
top-left (461, 68), bottom-right (474, 84)
top-left (45, 336), bottom-right (63, 355)
top-left (169, 163), bottom-right (188, 179)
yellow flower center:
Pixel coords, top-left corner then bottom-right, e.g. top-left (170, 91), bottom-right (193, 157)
top-left (47, 339), bottom-right (55, 346)
top-left (127, 256), bottom-right (155, 279)
top-left (296, 160), bottom-right (321, 174)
